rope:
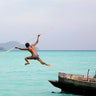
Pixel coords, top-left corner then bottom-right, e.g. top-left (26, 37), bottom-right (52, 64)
top-left (0, 26), bottom-right (53, 57)
top-left (0, 34), bottom-right (38, 57)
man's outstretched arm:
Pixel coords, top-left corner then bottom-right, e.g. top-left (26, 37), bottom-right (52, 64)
top-left (15, 47), bottom-right (28, 50)
top-left (32, 34), bottom-right (40, 46)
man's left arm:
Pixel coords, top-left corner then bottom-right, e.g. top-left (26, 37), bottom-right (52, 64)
top-left (15, 47), bottom-right (28, 50)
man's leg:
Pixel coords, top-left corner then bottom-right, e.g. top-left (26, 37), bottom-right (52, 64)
top-left (25, 56), bottom-right (32, 65)
top-left (37, 58), bottom-right (51, 66)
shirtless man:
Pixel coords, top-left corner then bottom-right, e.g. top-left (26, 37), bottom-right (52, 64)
top-left (15, 34), bottom-right (51, 66)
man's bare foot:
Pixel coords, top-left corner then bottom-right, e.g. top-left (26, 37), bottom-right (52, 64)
top-left (25, 62), bottom-right (30, 65)
top-left (46, 64), bottom-right (51, 66)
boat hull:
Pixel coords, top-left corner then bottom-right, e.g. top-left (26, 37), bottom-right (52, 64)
top-left (49, 72), bottom-right (96, 95)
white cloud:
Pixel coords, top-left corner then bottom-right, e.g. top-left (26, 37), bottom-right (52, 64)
top-left (0, 0), bottom-right (96, 49)
top-left (0, 0), bottom-right (23, 5)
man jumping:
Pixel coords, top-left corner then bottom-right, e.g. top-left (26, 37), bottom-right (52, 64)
top-left (15, 34), bottom-right (51, 66)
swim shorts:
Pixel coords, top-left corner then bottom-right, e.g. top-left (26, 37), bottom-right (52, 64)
top-left (32, 54), bottom-right (39, 60)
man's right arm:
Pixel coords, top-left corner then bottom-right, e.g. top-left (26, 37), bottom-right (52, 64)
top-left (32, 34), bottom-right (40, 46)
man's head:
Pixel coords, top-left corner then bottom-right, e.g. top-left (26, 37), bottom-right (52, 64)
top-left (25, 43), bottom-right (30, 47)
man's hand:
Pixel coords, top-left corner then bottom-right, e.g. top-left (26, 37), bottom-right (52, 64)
top-left (15, 47), bottom-right (20, 49)
top-left (15, 47), bottom-right (18, 49)
top-left (38, 34), bottom-right (41, 37)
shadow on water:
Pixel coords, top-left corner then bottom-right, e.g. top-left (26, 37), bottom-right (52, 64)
top-left (51, 91), bottom-right (95, 96)
top-left (51, 91), bottom-right (82, 96)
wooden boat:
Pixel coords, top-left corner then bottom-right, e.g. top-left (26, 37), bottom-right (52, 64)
top-left (49, 71), bottom-right (96, 95)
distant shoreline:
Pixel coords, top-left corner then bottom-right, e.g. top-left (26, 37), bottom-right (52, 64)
top-left (0, 50), bottom-right (96, 51)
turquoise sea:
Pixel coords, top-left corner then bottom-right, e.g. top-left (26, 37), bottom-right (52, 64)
top-left (0, 50), bottom-right (96, 96)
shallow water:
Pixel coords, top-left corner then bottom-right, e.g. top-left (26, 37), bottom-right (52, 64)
top-left (0, 50), bottom-right (96, 96)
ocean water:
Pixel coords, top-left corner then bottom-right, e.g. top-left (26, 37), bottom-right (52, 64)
top-left (0, 50), bottom-right (96, 96)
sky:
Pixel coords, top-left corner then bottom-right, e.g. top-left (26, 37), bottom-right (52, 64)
top-left (0, 0), bottom-right (96, 50)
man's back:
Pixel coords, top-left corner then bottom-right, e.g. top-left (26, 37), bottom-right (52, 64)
top-left (28, 45), bottom-right (37, 55)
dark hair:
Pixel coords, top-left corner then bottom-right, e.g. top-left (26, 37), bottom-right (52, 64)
top-left (25, 43), bottom-right (30, 47)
